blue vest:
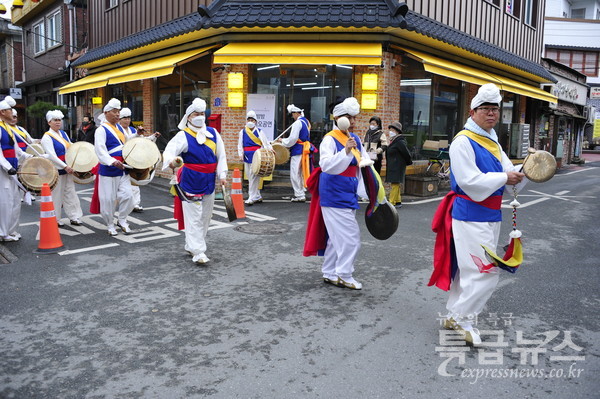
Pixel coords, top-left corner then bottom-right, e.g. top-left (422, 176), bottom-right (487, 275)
top-left (290, 117), bottom-right (310, 156)
top-left (451, 137), bottom-right (504, 222)
top-left (99, 124), bottom-right (126, 177)
top-left (319, 132), bottom-right (362, 209)
top-left (242, 128), bottom-right (262, 163)
top-left (0, 126), bottom-right (17, 169)
top-left (179, 127), bottom-right (219, 195)
top-left (46, 130), bottom-right (71, 175)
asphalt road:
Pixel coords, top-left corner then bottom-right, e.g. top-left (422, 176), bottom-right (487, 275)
top-left (1, 163), bottom-right (599, 398)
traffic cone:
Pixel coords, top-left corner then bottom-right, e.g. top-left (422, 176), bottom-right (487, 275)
top-left (35, 183), bottom-right (65, 254)
top-left (231, 168), bottom-right (246, 219)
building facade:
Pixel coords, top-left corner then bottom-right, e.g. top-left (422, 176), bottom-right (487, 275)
top-left (55, 1), bottom-right (557, 177)
top-left (11, 0), bottom-right (88, 138)
top-left (0, 17), bottom-right (23, 114)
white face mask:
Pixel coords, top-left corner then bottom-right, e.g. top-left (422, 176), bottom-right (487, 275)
top-left (190, 115), bottom-right (205, 128)
top-left (389, 130), bottom-right (397, 138)
top-left (370, 124), bottom-right (378, 130)
top-left (246, 121), bottom-right (256, 129)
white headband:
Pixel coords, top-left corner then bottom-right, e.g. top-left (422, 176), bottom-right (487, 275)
top-left (46, 110), bottom-right (64, 122)
top-left (287, 104), bottom-right (303, 114)
top-left (332, 97), bottom-right (360, 117)
top-left (471, 83), bottom-right (502, 110)
top-left (177, 98), bottom-right (207, 130)
top-left (247, 110), bottom-right (257, 120)
top-left (120, 107), bottom-right (132, 118)
top-left (103, 98), bottom-right (121, 112)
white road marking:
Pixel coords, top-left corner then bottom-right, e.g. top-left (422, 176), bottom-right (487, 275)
top-left (58, 243), bottom-right (120, 256)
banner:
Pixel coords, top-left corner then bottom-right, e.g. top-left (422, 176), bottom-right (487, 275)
top-left (247, 94), bottom-right (276, 141)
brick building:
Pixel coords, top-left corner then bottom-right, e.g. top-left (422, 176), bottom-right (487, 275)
top-left (56, 0), bottom-right (557, 175)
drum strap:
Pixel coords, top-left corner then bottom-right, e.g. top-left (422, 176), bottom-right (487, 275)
top-left (244, 127), bottom-right (262, 147)
top-left (103, 123), bottom-right (126, 144)
top-left (45, 130), bottom-right (71, 150)
top-left (0, 121), bottom-right (16, 144)
top-left (184, 128), bottom-right (217, 154)
top-left (455, 130), bottom-right (501, 161)
top-left (5, 123), bottom-right (27, 143)
top-left (326, 130), bottom-right (361, 164)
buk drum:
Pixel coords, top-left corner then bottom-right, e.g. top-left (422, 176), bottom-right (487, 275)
top-left (18, 157), bottom-right (59, 195)
top-left (272, 143), bottom-right (290, 165)
top-left (251, 148), bottom-right (275, 177)
top-left (122, 137), bottom-right (161, 186)
top-left (66, 141), bottom-right (98, 184)
top-left (25, 143), bottom-right (45, 157)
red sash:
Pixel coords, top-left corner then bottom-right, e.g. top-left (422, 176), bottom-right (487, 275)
top-left (243, 145), bottom-right (261, 152)
top-left (339, 165), bottom-right (358, 177)
top-left (456, 194), bottom-right (502, 209)
top-left (182, 162), bottom-right (217, 173)
top-left (2, 149), bottom-right (16, 158)
top-left (89, 156), bottom-right (124, 214)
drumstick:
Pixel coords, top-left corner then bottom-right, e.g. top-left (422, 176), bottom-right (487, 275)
top-left (68, 146), bottom-right (82, 169)
top-left (123, 141), bottom-right (138, 164)
top-left (17, 171), bottom-right (40, 175)
top-left (272, 125), bottom-right (294, 142)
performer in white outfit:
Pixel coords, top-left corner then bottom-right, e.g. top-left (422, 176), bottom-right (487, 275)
top-left (41, 110), bottom-right (83, 226)
top-left (0, 96), bottom-right (33, 241)
top-left (279, 104), bottom-right (312, 202)
top-left (316, 97), bottom-right (371, 290)
top-left (429, 83), bottom-right (526, 345)
top-left (91, 98), bottom-right (136, 236)
top-left (237, 110), bottom-right (273, 205)
top-left (118, 107), bottom-right (160, 213)
top-left (162, 98), bottom-right (228, 265)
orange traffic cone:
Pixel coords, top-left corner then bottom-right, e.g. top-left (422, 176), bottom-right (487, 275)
top-left (231, 168), bottom-right (246, 219)
top-left (35, 183), bottom-right (65, 254)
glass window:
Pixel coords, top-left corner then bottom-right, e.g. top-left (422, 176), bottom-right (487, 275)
top-left (571, 8), bottom-right (586, 19)
top-left (400, 56), bottom-right (431, 155)
top-left (485, 0), bottom-right (500, 6)
top-left (47, 11), bottom-right (62, 49)
top-left (506, 0), bottom-right (521, 18)
top-left (33, 22), bottom-right (45, 54)
top-left (572, 51), bottom-right (584, 71)
top-left (523, 0), bottom-right (538, 27)
top-left (432, 77), bottom-right (460, 142)
top-left (106, 0), bottom-right (118, 9)
top-left (252, 64), bottom-right (353, 151)
top-left (584, 52), bottom-right (598, 77)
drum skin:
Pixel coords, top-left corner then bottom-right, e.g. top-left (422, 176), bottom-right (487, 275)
top-left (18, 157), bottom-right (59, 194)
top-left (122, 138), bottom-right (161, 186)
top-left (272, 143), bottom-right (290, 165)
top-left (251, 148), bottom-right (275, 177)
top-left (522, 149), bottom-right (556, 183)
top-left (66, 141), bottom-right (98, 173)
top-left (365, 202), bottom-right (399, 240)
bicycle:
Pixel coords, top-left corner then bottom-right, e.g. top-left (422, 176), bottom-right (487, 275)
top-left (425, 150), bottom-right (451, 185)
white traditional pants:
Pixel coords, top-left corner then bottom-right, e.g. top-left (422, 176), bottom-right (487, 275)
top-left (321, 206), bottom-right (360, 280)
top-left (245, 162), bottom-right (261, 201)
top-left (52, 174), bottom-right (83, 223)
top-left (0, 172), bottom-right (21, 237)
top-left (289, 154), bottom-right (305, 198)
top-left (132, 185), bottom-right (141, 207)
top-left (181, 193), bottom-right (214, 257)
top-left (446, 219), bottom-right (502, 322)
top-left (98, 174), bottom-right (134, 228)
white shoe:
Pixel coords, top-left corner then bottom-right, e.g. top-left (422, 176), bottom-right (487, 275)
top-left (117, 222), bottom-right (132, 234)
top-left (57, 220), bottom-right (65, 227)
top-left (291, 197), bottom-right (306, 203)
top-left (9, 232), bottom-right (21, 240)
top-left (338, 276), bottom-right (362, 290)
top-left (107, 226), bottom-right (118, 236)
top-left (193, 253), bottom-right (210, 264)
top-left (244, 199), bottom-right (254, 205)
top-left (132, 206), bottom-right (144, 213)
top-left (70, 219), bottom-right (82, 226)
top-left (1, 235), bottom-right (19, 242)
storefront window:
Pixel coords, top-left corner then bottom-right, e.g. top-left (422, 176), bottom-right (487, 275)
top-left (432, 76), bottom-right (460, 142)
top-left (155, 57), bottom-right (211, 149)
top-left (110, 80), bottom-right (143, 124)
top-left (251, 64), bottom-right (353, 151)
top-left (400, 57), bottom-right (431, 156)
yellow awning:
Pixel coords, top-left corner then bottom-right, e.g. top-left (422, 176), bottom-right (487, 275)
top-left (59, 45), bottom-right (217, 94)
top-left (213, 42), bottom-right (382, 65)
top-left (396, 46), bottom-right (557, 104)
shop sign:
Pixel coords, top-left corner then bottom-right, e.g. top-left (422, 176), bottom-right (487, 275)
top-left (550, 75), bottom-right (587, 106)
top-left (591, 87), bottom-right (600, 99)
top-left (9, 88), bottom-right (21, 99)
